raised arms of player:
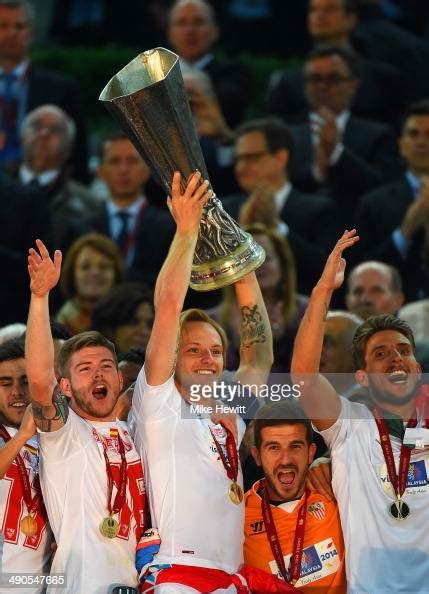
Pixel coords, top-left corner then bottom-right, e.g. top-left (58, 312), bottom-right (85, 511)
top-left (291, 230), bottom-right (359, 430)
top-left (26, 240), bottom-right (68, 432)
top-left (0, 405), bottom-right (35, 478)
top-left (233, 272), bottom-right (273, 388)
top-left (144, 172), bottom-right (212, 386)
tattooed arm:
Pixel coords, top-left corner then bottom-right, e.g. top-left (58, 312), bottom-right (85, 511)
top-left (26, 240), bottom-right (68, 432)
top-left (291, 230), bottom-right (359, 430)
top-left (233, 272), bottom-right (273, 388)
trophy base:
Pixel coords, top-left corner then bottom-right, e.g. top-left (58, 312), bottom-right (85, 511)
top-left (190, 233), bottom-right (265, 291)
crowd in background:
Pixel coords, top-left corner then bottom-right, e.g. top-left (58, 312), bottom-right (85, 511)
top-left (2, 0), bottom-right (429, 373)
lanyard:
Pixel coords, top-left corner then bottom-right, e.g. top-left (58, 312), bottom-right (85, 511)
top-left (260, 480), bottom-right (308, 584)
top-left (209, 424), bottom-right (238, 482)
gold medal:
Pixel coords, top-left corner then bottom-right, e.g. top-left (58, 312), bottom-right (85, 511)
top-left (388, 499), bottom-right (410, 521)
top-left (100, 516), bottom-right (120, 538)
top-left (228, 481), bottom-right (243, 505)
top-left (20, 514), bottom-right (38, 537)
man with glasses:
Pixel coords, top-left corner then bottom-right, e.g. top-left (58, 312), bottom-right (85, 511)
top-left (287, 45), bottom-right (400, 229)
top-left (222, 117), bottom-right (338, 295)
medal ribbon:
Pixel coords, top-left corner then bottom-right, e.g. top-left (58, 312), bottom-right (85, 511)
top-left (209, 424), bottom-right (238, 482)
top-left (260, 479), bottom-right (309, 584)
top-left (0, 425), bottom-right (44, 516)
top-left (92, 427), bottom-right (128, 516)
top-left (373, 409), bottom-right (417, 500)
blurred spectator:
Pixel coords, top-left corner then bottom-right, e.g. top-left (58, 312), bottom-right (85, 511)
top-left (220, 223), bottom-right (309, 371)
top-left (18, 104), bottom-right (98, 252)
top-left (321, 309), bottom-right (363, 394)
top-left (114, 346), bottom-right (146, 422)
top-left (222, 117), bottom-right (338, 294)
top-left (56, 233), bottom-right (125, 335)
top-left (0, 321), bottom-right (25, 343)
top-left (167, 0), bottom-right (251, 130)
top-left (288, 45), bottom-right (401, 227)
top-left (399, 299), bottom-right (429, 343)
top-left (345, 261), bottom-right (404, 319)
top-left (353, 0), bottom-right (429, 101)
top-left (0, 0), bottom-right (89, 181)
top-left (0, 170), bottom-right (52, 325)
top-left (354, 100), bottom-right (429, 302)
top-left (83, 133), bottom-right (174, 289)
top-left (266, 0), bottom-right (405, 128)
top-left (91, 282), bottom-right (154, 355)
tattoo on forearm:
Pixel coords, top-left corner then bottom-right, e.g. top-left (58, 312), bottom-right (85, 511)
top-left (31, 390), bottom-right (69, 432)
top-left (240, 305), bottom-right (266, 347)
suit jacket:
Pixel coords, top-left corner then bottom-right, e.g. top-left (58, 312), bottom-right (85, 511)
top-left (353, 177), bottom-right (428, 302)
top-left (288, 116), bottom-right (402, 227)
top-left (84, 202), bottom-right (175, 290)
top-left (266, 58), bottom-right (406, 128)
top-left (0, 173), bottom-right (52, 325)
top-left (203, 57), bottom-right (251, 128)
top-left (26, 65), bottom-right (89, 183)
top-left (222, 188), bottom-right (339, 295)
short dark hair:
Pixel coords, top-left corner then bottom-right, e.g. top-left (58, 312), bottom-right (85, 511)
top-left (118, 347), bottom-right (146, 365)
top-left (307, 44), bottom-right (360, 79)
top-left (97, 131), bottom-right (131, 161)
top-left (352, 314), bottom-right (415, 370)
top-left (58, 331), bottom-right (117, 378)
top-left (401, 99), bottom-right (429, 133)
top-left (253, 400), bottom-right (314, 449)
top-left (0, 337), bottom-right (25, 364)
top-left (235, 117), bottom-right (294, 159)
top-left (50, 320), bottom-right (72, 341)
top-left (92, 283), bottom-right (153, 343)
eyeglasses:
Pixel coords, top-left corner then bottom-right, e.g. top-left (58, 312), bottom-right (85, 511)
top-left (234, 150), bottom-right (270, 165)
top-left (304, 73), bottom-right (353, 86)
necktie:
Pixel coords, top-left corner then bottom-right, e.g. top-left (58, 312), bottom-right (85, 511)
top-left (116, 210), bottom-right (131, 256)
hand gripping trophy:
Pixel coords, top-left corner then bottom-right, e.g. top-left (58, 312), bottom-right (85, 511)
top-left (99, 48), bottom-right (264, 290)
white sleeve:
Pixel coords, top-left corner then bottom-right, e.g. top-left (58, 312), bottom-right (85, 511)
top-left (317, 397), bottom-right (373, 452)
top-left (132, 364), bottom-right (180, 423)
top-left (38, 409), bottom-right (83, 461)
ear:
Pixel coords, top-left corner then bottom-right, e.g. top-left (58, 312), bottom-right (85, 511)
top-left (308, 442), bottom-right (317, 466)
top-left (209, 23), bottom-right (219, 45)
top-left (251, 445), bottom-right (262, 467)
top-left (345, 13), bottom-right (358, 34)
top-left (118, 370), bottom-right (124, 393)
top-left (355, 369), bottom-right (369, 387)
top-left (275, 148), bottom-right (289, 171)
top-left (60, 377), bottom-right (72, 398)
top-left (394, 292), bottom-right (405, 311)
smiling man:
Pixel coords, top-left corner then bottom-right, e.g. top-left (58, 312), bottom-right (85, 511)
top-left (0, 337), bottom-right (53, 594)
top-left (291, 230), bottom-right (429, 594)
top-left (244, 400), bottom-right (346, 593)
top-left (25, 241), bottom-right (146, 594)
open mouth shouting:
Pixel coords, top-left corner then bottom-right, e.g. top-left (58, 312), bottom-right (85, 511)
top-left (92, 384), bottom-right (109, 400)
top-left (387, 369), bottom-right (408, 384)
top-left (276, 465), bottom-right (299, 492)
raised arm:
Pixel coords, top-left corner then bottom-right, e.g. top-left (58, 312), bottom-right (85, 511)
top-left (26, 240), bottom-right (67, 432)
top-left (291, 230), bottom-right (359, 430)
top-left (233, 272), bottom-right (273, 387)
top-left (144, 172), bottom-right (211, 386)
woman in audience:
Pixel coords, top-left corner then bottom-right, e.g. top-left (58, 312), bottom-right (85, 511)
top-left (91, 282), bottom-right (154, 355)
top-left (220, 223), bottom-right (308, 371)
top-left (56, 233), bottom-right (125, 334)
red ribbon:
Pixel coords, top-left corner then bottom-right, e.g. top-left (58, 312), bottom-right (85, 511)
top-left (373, 409), bottom-right (417, 500)
top-left (209, 424), bottom-right (239, 483)
top-left (0, 425), bottom-right (44, 517)
top-left (92, 427), bottom-right (128, 516)
top-left (260, 479), bottom-right (309, 585)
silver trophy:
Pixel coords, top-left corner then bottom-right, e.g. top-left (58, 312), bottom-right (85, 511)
top-left (99, 47), bottom-right (264, 291)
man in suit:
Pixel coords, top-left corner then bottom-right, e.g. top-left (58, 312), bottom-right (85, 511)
top-left (287, 44), bottom-right (401, 228)
top-left (85, 133), bottom-right (174, 290)
top-left (222, 117), bottom-right (339, 295)
top-left (0, 0), bottom-right (88, 181)
top-left (354, 99), bottom-right (429, 302)
top-left (0, 171), bottom-right (52, 325)
top-left (18, 104), bottom-right (98, 253)
top-left (266, 0), bottom-right (405, 128)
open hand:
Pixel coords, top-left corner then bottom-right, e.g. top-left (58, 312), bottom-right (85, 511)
top-left (28, 239), bottom-right (62, 297)
top-left (167, 171), bottom-right (212, 235)
top-left (318, 229), bottom-right (359, 292)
